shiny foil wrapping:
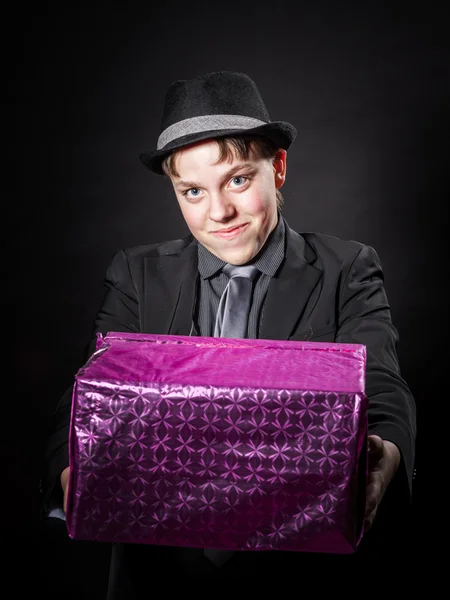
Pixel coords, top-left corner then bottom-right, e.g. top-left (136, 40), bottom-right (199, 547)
top-left (66, 332), bottom-right (368, 553)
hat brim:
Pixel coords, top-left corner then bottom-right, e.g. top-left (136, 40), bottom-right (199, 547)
top-left (139, 121), bottom-right (297, 175)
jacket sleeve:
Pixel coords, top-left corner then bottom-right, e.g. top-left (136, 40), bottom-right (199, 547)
top-left (41, 249), bottom-right (141, 513)
top-left (336, 244), bottom-right (416, 497)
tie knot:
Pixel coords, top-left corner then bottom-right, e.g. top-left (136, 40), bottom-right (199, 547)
top-left (223, 264), bottom-right (258, 281)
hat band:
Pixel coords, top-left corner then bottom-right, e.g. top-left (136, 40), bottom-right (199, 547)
top-left (157, 114), bottom-right (268, 150)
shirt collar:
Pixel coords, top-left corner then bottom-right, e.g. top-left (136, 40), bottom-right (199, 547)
top-left (197, 212), bottom-right (285, 279)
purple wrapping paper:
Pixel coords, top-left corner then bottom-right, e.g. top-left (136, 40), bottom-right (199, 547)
top-left (66, 332), bottom-right (368, 554)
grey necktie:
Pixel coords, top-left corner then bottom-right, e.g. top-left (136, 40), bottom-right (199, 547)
top-left (205, 263), bottom-right (258, 566)
top-left (213, 264), bottom-right (259, 338)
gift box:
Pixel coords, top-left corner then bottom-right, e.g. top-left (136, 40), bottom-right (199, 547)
top-left (66, 332), bottom-right (368, 554)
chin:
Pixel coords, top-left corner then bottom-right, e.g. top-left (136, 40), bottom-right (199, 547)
top-left (219, 247), bottom-right (256, 265)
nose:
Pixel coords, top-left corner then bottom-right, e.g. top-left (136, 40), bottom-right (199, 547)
top-left (208, 192), bottom-right (237, 222)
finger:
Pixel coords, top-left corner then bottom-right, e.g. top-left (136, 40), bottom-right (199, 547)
top-left (368, 435), bottom-right (384, 456)
top-left (365, 485), bottom-right (378, 519)
top-left (365, 472), bottom-right (382, 518)
top-left (364, 505), bottom-right (378, 532)
top-left (368, 435), bottom-right (384, 466)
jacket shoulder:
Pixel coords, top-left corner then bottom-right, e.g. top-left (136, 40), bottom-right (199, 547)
top-left (300, 231), bottom-right (369, 256)
top-left (120, 234), bottom-right (196, 261)
top-left (300, 231), bottom-right (372, 263)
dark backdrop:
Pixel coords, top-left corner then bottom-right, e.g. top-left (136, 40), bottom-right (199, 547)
top-left (9, 0), bottom-right (448, 592)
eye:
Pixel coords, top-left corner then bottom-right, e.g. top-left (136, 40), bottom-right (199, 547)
top-left (230, 176), bottom-right (248, 188)
top-left (183, 187), bottom-right (202, 199)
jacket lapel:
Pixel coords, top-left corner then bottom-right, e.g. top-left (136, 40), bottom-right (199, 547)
top-left (259, 225), bottom-right (322, 340)
top-left (143, 239), bottom-right (199, 335)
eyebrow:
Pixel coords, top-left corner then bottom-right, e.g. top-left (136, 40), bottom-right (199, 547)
top-left (175, 163), bottom-right (256, 189)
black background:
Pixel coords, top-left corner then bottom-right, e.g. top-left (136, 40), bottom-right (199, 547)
top-left (9, 0), bottom-right (448, 592)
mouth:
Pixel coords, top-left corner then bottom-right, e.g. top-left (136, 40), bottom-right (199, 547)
top-left (211, 223), bottom-right (249, 239)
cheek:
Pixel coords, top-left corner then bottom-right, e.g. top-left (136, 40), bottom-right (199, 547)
top-left (244, 186), bottom-right (275, 216)
top-left (178, 202), bottom-right (205, 231)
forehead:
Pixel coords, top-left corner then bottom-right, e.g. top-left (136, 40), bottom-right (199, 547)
top-left (172, 139), bottom-right (259, 178)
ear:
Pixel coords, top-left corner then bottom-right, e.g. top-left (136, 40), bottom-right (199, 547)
top-left (273, 149), bottom-right (287, 189)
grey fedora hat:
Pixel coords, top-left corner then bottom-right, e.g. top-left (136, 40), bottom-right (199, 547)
top-left (139, 71), bottom-right (297, 175)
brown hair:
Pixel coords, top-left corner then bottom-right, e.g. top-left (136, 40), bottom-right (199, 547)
top-left (161, 136), bottom-right (284, 209)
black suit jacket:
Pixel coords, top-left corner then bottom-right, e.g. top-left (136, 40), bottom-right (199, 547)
top-left (43, 219), bottom-right (416, 522)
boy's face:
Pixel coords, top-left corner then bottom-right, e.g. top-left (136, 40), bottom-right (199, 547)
top-left (169, 140), bottom-right (287, 265)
